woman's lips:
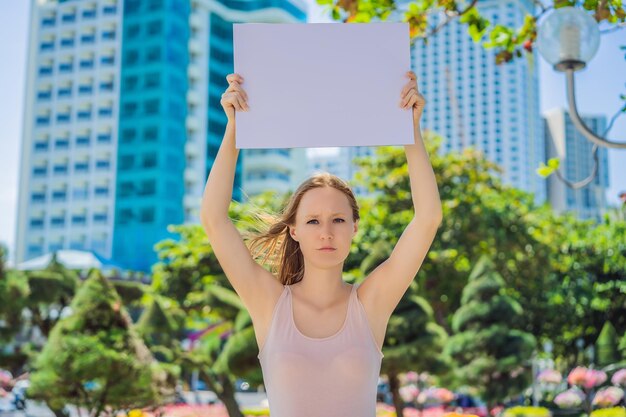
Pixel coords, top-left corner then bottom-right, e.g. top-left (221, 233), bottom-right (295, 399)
top-left (318, 248), bottom-right (336, 252)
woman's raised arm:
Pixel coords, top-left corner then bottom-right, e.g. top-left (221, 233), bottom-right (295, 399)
top-left (359, 70), bottom-right (443, 322)
top-left (199, 73), bottom-right (280, 322)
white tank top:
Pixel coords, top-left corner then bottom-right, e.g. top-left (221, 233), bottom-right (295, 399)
top-left (257, 282), bottom-right (384, 417)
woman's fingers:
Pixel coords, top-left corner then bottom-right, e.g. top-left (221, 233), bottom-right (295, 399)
top-left (401, 89), bottom-right (417, 108)
top-left (226, 82), bottom-right (248, 102)
top-left (226, 73), bottom-right (244, 84)
top-left (220, 91), bottom-right (247, 112)
top-left (401, 80), bottom-right (417, 98)
top-left (234, 93), bottom-right (248, 111)
top-left (224, 91), bottom-right (248, 111)
top-left (224, 73), bottom-right (249, 110)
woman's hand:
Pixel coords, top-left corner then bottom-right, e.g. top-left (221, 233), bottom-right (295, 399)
top-left (400, 70), bottom-right (426, 129)
top-left (221, 73), bottom-right (249, 123)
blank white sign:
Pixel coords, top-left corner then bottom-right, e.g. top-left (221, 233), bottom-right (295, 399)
top-left (232, 23), bottom-right (413, 149)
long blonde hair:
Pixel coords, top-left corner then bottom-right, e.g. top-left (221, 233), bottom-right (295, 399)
top-left (245, 172), bottom-right (360, 285)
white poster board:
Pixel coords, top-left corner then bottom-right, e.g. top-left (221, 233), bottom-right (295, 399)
top-left (232, 22), bottom-right (413, 149)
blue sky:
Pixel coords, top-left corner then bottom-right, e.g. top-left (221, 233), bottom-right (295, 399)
top-left (1, 1), bottom-right (624, 260)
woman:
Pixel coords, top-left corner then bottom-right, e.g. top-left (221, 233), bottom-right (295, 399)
top-left (200, 70), bottom-right (442, 416)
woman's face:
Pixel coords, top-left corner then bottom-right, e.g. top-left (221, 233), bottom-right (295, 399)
top-left (289, 186), bottom-right (358, 267)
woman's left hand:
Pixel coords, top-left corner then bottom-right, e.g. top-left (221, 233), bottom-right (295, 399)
top-left (400, 70), bottom-right (426, 129)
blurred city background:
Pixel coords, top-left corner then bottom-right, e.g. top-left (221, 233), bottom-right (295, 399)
top-left (0, 0), bottom-right (624, 416)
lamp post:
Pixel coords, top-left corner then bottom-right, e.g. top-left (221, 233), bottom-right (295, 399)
top-left (536, 7), bottom-right (626, 149)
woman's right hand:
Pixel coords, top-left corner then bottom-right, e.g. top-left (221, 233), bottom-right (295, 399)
top-left (221, 73), bottom-right (249, 123)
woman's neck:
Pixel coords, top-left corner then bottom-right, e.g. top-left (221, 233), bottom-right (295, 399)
top-left (292, 263), bottom-right (350, 308)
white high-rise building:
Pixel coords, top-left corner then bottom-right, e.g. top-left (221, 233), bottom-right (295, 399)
top-left (414, 0), bottom-right (546, 204)
top-left (543, 108), bottom-right (610, 221)
top-left (307, 147), bottom-right (375, 196)
top-left (16, 0), bottom-right (122, 266)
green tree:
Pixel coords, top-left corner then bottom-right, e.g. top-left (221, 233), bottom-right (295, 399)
top-left (22, 254), bottom-right (80, 337)
top-left (380, 292), bottom-right (449, 417)
top-left (444, 255), bottom-right (536, 410)
top-left (352, 137), bottom-right (554, 340)
top-left (27, 270), bottom-right (177, 417)
top-left (351, 136), bottom-right (626, 366)
top-left (596, 321), bottom-right (620, 367)
top-left (0, 244), bottom-right (30, 372)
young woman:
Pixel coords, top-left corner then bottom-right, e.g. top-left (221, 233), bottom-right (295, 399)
top-left (200, 71), bottom-right (442, 416)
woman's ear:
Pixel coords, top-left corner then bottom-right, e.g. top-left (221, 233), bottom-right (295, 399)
top-left (353, 219), bottom-right (359, 236)
top-left (289, 225), bottom-right (298, 242)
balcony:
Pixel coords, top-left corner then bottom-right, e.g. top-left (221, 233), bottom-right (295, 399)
top-left (93, 213), bottom-right (108, 223)
top-left (52, 191), bottom-right (67, 202)
top-left (79, 59), bottom-right (94, 69)
top-left (60, 38), bottom-right (74, 48)
top-left (50, 218), bottom-right (65, 227)
top-left (76, 136), bottom-right (90, 146)
top-left (34, 141), bottom-right (49, 151)
top-left (32, 167), bottom-right (47, 177)
top-left (38, 67), bottom-right (53, 76)
top-left (55, 139), bottom-right (70, 149)
top-left (71, 215), bottom-right (87, 225)
top-left (98, 108), bottom-right (113, 117)
top-left (77, 110), bottom-right (92, 121)
top-left (56, 113), bottom-right (71, 123)
top-left (95, 160), bottom-right (110, 170)
top-left (103, 5), bottom-right (117, 15)
top-left (94, 187), bottom-right (109, 197)
top-left (37, 91), bottom-right (52, 100)
top-left (30, 219), bottom-right (45, 229)
top-left (59, 63), bottom-right (73, 73)
top-left (101, 56), bottom-right (115, 65)
top-left (58, 88), bottom-right (72, 98)
top-left (82, 9), bottom-right (96, 19)
top-left (99, 82), bottom-right (114, 92)
top-left (27, 245), bottom-right (44, 256)
top-left (80, 35), bottom-right (95, 44)
top-left (61, 14), bottom-right (76, 23)
top-left (42, 18), bottom-right (55, 27)
top-left (244, 150), bottom-right (290, 170)
top-left (97, 133), bottom-right (112, 143)
top-left (78, 85), bottom-right (93, 94)
top-left (74, 162), bottom-right (89, 173)
top-left (101, 31), bottom-right (116, 41)
top-left (53, 165), bottom-right (68, 175)
top-left (36, 116), bottom-right (50, 126)
top-left (40, 42), bottom-right (54, 52)
top-left (31, 193), bottom-right (46, 203)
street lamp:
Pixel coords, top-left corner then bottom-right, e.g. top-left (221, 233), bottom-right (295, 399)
top-left (536, 7), bottom-right (626, 149)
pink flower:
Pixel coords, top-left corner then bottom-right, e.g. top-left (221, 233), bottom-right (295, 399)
top-left (592, 386), bottom-right (624, 408)
top-left (400, 385), bottom-right (420, 402)
top-left (567, 367), bottom-right (607, 389)
top-left (611, 369), bottom-right (626, 387)
top-left (554, 388), bottom-right (585, 408)
top-left (406, 371), bottom-right (419, 383)
top-left (538, 369), bottom-right (563, 384)
top-left (568, 367), bottom-right (588, 386)
top-left (436, 388), bottom-right (455, 403)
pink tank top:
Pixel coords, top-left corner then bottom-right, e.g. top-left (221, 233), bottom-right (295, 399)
top-left (257, 282), bottom-right (384, 417)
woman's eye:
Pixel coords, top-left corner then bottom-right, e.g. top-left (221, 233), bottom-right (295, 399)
top-left (307, 220), bottom-right (318, 224)
top-left (334, 218), bottom-right (345, 223)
